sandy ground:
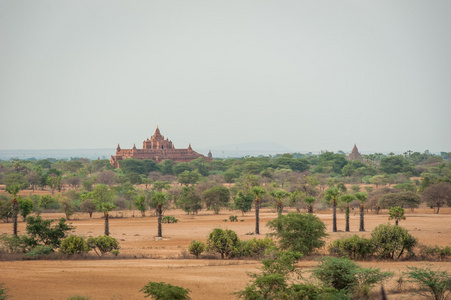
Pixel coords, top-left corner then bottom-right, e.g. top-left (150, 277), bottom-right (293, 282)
top-left (1, 207), bottom-right (451, 299)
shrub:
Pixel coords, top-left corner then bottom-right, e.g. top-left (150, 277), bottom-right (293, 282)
top-left (188, 241), bottom-right (206, 259)
top-left (25, 216), bottom-right (74, 249)
top-left (140, 281), bottom-right (191, 300)
top-left (328, 235), bottom-right (374, 260)
top-left (60, 236), bottom-right (90, 255)
top-left (371, 223), bottom-right (417, 260)
top-left (418, 244), bottom-right (451, 261)
top-left (405, 266), bottom-right (451, 300)
top-left (229, 215), bottom-right (238, 222)
top-left (26, 245), bottom-right (53, 258)
top-left (236, 237), bottom-right (277, 258)
top-left (162, 216), bottom-right (178, 224)
top-left (267, 212), bottom-right (327, 256)
top-left (87, 236), bottom-right (120, 257)
top-left (0, 234), bottom-right (34, 253)
top-left (207, 228), bottom-right (239, 259)
top-left (312, 257), bottom-right (392, 296)
top-left (0, 283), bottom-right (12, 300)
top-left (67, 296), bottom-right (91, 300)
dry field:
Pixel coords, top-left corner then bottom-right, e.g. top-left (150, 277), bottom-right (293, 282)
top-left (1, 203), bottom-right (451, 299)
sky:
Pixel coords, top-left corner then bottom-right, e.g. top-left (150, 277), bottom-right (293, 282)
top-left (1, 1), bottom-right (450, 154)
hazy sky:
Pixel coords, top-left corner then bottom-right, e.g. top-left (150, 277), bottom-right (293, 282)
top-left (1, 1), bottom-right (450, 154)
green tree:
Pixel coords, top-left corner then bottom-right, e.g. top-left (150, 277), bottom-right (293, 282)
top-left (90, 184), bottom-right (115, 236)
top-left (422, 182), bottom-right (451, 214)
top-left (378, 192), bottom-right (422, 211)
top-left (172, 163), bottom-right (193, 176)
top-left (150, 192), bottom-right (168, 237)
top-left (325, 187), bottom-right (340, 232)
top-left (267, 213), bottom-right (327, 256)
top-left (177, 186), bottom-right (202, 215)
top-left (270, 189), bottom-right (290, 217)
top-left (188, 240), bottom-right (206, 259)
top-left (18, 197), bottom-right (33, 221)
top-left (134, 195), bottom-right (147, 217)
top-left (80, 196), bottom-right (96, 218)
top-left (354, 192), bottom-right (368, 232)
top-left (177, 170), bottom-right (201, 185)
top-left (60, 235), bottom-right (90, 255)
top-left (233, 191), bottom-right (253, 216)
top-left (389, 206), bottom-right (405, 225)
top-left (371, 223), bottom-right (417, 260)
top-left (202, 185), bottom-right (230, 214)
top-left (303, 196), bottom-right (316, 214)
top-left (405, 266), bottom-right (451, 300)
top-left (207, 228), bottom-right (239, 259)
top-left (140, 281), bottom-right (191, 300)
top-left (250, 187), bottom-right (266, 235)
top-left (340, 194), bottom-right (355, 232)
top-left (5, 183), bottom-right (20, 236)
top-left (26, 216), bottom-right (74, 249)
top-left (87, 235), bottom-right (120, 257)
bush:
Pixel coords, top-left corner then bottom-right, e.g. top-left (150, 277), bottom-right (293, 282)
top-left (267, 212), bottom-right (327, 256)
top-left (371, 223), bottom-right (417, 260)
top-left (162, 216), bottom-right (178, 224)
top-left (0, 282), bottom-right (12, 300)
top-left (26, 216), bottom-right (74, 249)
top-left (236, 237), bottom-right (277, 258)
top-left (207, 228), bottom-right (239, 259)
top-left (67, 296), bottom-right (91, 300)
top-left (87, 236), bottom-right (120, 257)
top-left (0, 234), bottom-right (34, 253)
top-left (140, 281), bottom-right (191, 300)
top-left (328, 235), bottom-right (374, 260)
top-left (418, 244), bottom-right (451, 261)
top-left (405, 266), bottom-right (451, 300)
top-left (60, 236), bottom-right (90, 255)
top-left (229, 215), bottom-right (238, 222)
top-left (25, 245), bottom-right (53, 258)
top-left (188, 241), bottom-right (206, 259)
top-left (312, 257), bottom-right (392, 297)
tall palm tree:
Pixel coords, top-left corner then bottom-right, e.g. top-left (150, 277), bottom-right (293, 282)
top-left (354, 192), bottom-right (368, 231)
top-left (303, 196), bottom-right (316, 213)
top-left (325, 187), bottom-right (340, 232)
top-left (91, 184), bottom-right (115, 236)
top-left (340, 194), bottom-right (355, 232)
top-left (251, 187), bottom-right (266, 235)
top-left (151, 191), bottom-right (168, 237)
top-left (5, 183), bottom-right (21, 236)
top-left (270, 190), bottom-right (289, 217)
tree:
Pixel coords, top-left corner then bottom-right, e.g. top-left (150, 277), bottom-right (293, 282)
top-left (378, 192), bottom-right (422, 211)
top-left (405, 266), bottom-right (451, 300)
top-left (18, 197), bottom-right (33, 221)
top-left (270, 190), bottom-right (290, 217)
top-left (251, 187), bottom-right (266, 235)
top-left (150, 192), bottom-right (168, 237)
top-left (80, 196), bottom-right (96, 218)
top-left (233, 191), bottom-right (253, 216)
top-left (140, 281), bottom-right (191, 300)
top-left (58, 194), bottom-right (76, 220)
top-left (60, 235), bottom-right (90, 255)
top-left (325, 187), bottom-right (340, 232)
top-left (90, 184), bottom-right (116, 236)
top-left (207, 228), bottom-right (239, 259)
top-left (389, 206), bottom-right (405, 225)
top-left (26, 216), bottom-right (74, 249)
top-left (177, 186), bottom-right (202, 215)
top-left (202, 185), bottom-right (230, 214)
top-left (188, 241), bottom-right (206, 258)
top-left (177, 170), bottom-right (201, 185)
top-left (303, 196), bottom-right (316, 213)
top-left (340, 194), bottom-right (355, 232)
top-left (134, 195), bottom-right (147, 217)
top-left (87, 235), bottom-right (120, 257)
top-left (5, 183), bottom-right (20, 236)
top-left (422, 182), bottom-right (451, 214)
top-left (354, 192), bottom-right (368, 231)
top-left (371, 223), bottom-right (417, 259)
top-left (267, 213), bottom-right (327, 256)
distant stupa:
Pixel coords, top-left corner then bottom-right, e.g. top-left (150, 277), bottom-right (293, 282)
top-left (347, 144), bottom-right (363, 161)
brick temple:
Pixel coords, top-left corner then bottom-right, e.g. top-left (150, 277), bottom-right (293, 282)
top-left (110, 127), bottom-right (212, 168)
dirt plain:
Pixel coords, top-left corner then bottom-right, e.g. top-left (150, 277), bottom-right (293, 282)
top-left (1, 192), bottom-right (451, 299)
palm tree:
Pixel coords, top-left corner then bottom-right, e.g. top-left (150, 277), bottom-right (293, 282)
top-left (151, 191), bottom-right (168, 237)
top-left (303, 196), bottom-right (316, 213)
top-left (325, 187), bottom-right (340, 232)
top-left (251, 187), bottom-right (266, 235)
top-left (389, 206), bottom-right (405, 225)
top-left (5, 183), bottom-right (21, 236)
top-left (91, 184), bottom-right (116, 236)
top-left (354, 192), bottom-right (368, 231)
top-left (270, 190), bottom-right (289, 217)
top-left (340, 194), bottom-right (355, 232)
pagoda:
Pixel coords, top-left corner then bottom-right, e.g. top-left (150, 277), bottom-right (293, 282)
top-left (110, 127), bottom-right (212, 168)
top-left (347, 144), bottom-right (363, 161)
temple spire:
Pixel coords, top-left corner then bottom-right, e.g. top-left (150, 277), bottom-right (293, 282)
top-left (188, 143), bottom-right (192, 151)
